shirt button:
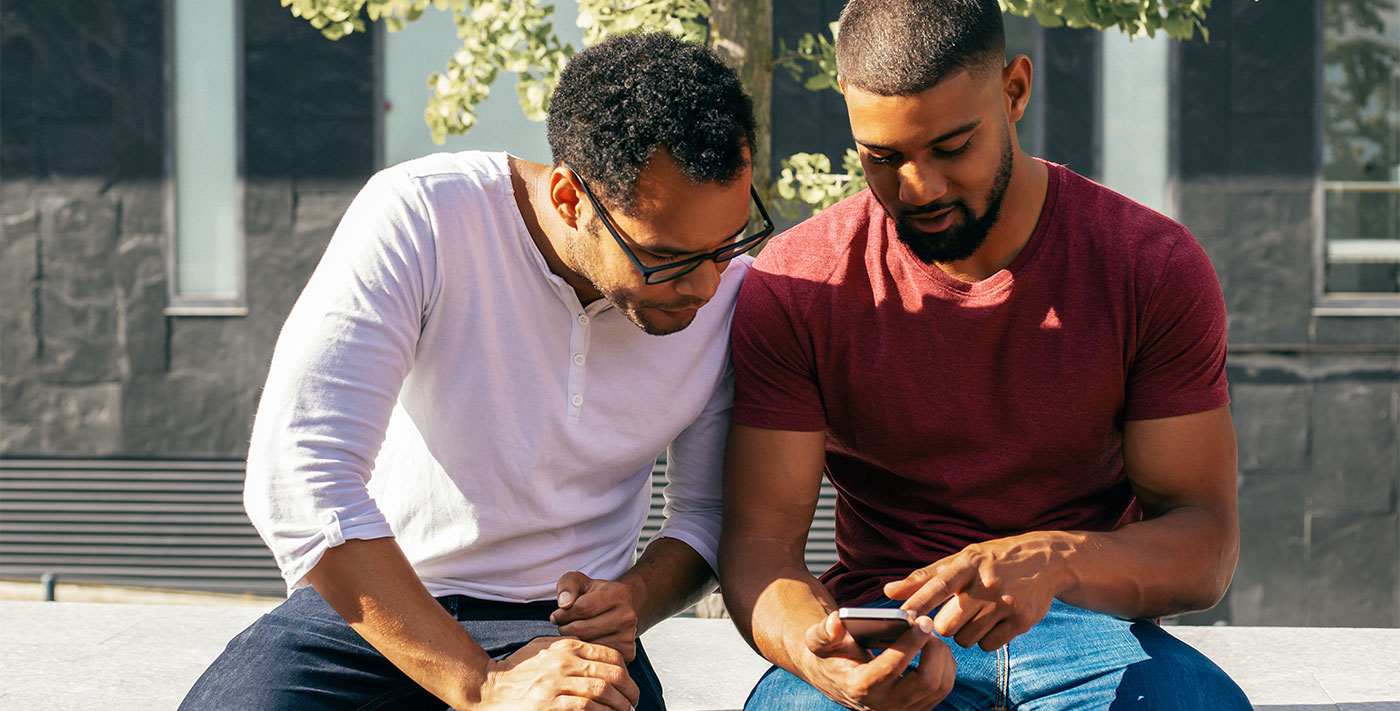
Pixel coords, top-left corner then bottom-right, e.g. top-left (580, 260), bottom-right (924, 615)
top-left (573, 353), bottom-right (586, 366)
top-left (571, 394), bottom-right (584, 407)
top-left (577, 314), bottom-right (590, 326)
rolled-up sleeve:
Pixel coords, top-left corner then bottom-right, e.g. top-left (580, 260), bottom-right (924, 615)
top-left (244, 168), bottom-right (438, 591)
top-left (652, 360), bottom-right (733, 576)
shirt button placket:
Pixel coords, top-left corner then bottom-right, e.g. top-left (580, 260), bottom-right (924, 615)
top-left (567, 311), bottom-right (590, 423)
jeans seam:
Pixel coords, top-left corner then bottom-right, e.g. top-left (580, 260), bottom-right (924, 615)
top-left (991, 644), bottom-right (1010, 711)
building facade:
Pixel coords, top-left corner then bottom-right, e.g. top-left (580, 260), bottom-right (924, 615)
top-left (2, 0), bottom-right (1397, 625)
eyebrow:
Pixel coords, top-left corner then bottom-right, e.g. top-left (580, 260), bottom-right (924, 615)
top-left (855, 119), bottom-right (983, 153)
top-left (637, 220), bottom-right (751, 257)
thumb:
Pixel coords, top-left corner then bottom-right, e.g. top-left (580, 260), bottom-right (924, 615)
top-left (555, 571), bottom-right (591, 609)
top-left (804, 611), bottom-right (845, 652)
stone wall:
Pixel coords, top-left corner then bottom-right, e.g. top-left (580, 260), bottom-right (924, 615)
top-left (1, 1), bottom-right (375, 457)
top-left (1176, 0), bottom-right (1399, 627)
top-left (2, 0), bottom-right (1395, 627)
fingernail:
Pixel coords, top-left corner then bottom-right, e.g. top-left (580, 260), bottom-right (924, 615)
top-left (918, 617), bottom-right (934, 634)
top-left (557, 591), bottom-right (573, 607)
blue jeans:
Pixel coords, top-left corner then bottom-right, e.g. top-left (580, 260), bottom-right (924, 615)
top-left (746, 599), bottom-right (1250, 711)
top-left (179, 587), bottom-right (666, 710)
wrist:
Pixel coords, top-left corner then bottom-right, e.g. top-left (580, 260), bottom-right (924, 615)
top-left (1033, 529), bottom-right (1084, 599)
top-left (452, 658), bottom-right (496, 710)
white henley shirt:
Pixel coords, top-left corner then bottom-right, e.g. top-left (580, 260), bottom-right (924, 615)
top-left (245, 151), bottom-right (749, 602)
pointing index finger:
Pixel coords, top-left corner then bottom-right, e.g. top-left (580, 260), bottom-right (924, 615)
top-left (899, 564), bottom-right (973, 617)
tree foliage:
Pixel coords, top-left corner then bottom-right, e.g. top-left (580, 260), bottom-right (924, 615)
top-left (283, 0), bottom-right (1225, 216)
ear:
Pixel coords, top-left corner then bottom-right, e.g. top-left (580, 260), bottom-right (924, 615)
top-left (1002, 55), bottom-right (1033, 123)
top-left (549, 166), bottom-right (583, 229)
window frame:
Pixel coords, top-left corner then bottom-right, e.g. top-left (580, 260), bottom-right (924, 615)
top-left (1312, 0), bottom-right (1400, 316)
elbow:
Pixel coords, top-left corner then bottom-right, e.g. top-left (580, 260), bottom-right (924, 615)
top-left (1172, 522), bottom-right (1240, 615)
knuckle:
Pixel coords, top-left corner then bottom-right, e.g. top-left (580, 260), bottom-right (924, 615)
top-left (584, 678), bottom-right (607, 697)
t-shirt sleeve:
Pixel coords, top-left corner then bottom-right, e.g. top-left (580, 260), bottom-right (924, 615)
top-left (1123, 232), bottom-right (1230, 421)
top-left (730, 264), bottom-right (828, 431)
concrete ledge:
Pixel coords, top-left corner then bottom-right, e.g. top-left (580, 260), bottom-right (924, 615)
top-left (0, 601), bottom-right (1395, 710)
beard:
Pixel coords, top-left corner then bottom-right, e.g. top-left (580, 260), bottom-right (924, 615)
top-left (568, 215), bottom-right (705, 336)
top-left (891, 125), bottom-right (1015, 265)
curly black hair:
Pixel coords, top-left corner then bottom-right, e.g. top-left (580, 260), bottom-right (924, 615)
top-left (546, 31), bottom-right (756, 216)
top-left (836, 0), bottom-right (1005, 96)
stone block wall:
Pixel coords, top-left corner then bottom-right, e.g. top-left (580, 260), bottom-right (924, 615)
top-left (2, 0), bottom-right (1395, 627)
top-left (0, 0), bottom-right (375, 457)
top-left (1176, 0), bottom-right (1400, 627)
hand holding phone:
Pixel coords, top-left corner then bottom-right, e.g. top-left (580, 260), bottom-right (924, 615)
top-left (838, 607), bottom-right (917, 648)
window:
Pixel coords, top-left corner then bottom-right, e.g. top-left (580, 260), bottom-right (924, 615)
top-left (167, 0), bottom-right (244, 314)
top-left (1321, 0), bottom-right (1399, 303)
top-left (1100, 30), bottom-right (1173, 216)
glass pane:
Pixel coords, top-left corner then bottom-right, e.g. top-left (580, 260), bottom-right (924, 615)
top-left (1326, 188), bottom-right (1400, 242)
top-left (1324, 0), bottom-right (1400, 184)
top-left (1100, 31), bottom-right (1171, 216)
top-left (174, 0), bottom-right (240, 299)
top-left (1004, 15), bottom-right (1040, 156)
top-left (1323, 0), bottom-right (1399, 295)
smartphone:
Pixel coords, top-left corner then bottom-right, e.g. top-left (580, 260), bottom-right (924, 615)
top-left (838, 607), bottom-right (916, 648)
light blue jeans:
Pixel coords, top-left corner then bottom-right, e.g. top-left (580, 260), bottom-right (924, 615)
top-left (745, 599), bottom-right (1251, 710)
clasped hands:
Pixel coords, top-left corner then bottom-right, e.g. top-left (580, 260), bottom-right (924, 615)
top-left (475, 571), bottom-right (641, 710)
top-left (799, 533), bottom-right (1068, 711)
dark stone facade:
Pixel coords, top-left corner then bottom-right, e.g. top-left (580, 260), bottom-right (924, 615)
top-left (1, 0), bottom-right (1396, 626)
top-left (1174, 0), bottom-right (1399, 627)
top-left (0, 0), bottom-right (375, 457)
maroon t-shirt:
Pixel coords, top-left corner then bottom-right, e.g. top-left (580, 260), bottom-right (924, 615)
top-left (730, 162), bottom-right (1230, 606)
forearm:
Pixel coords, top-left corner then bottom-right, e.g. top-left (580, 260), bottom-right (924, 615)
top-left (719, 536), bottom-right (835, 673)
top-left (618, 536), bottom-right (718, 633)
top-left (1047, 504), bottom-right (1238, 619)
top-left (305, 537), bottom-right (492, 709)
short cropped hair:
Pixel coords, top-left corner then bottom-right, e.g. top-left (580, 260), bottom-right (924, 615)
top-left (547, 32), bottom-right (756, 215)
top-left (836, 0), bottom-right (1006, 96)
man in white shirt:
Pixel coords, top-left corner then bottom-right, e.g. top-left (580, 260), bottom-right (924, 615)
top-left (181, 32), bottom-right (767, 711)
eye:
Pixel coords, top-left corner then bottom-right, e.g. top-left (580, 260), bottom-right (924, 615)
top-left (934, 137), bottom-right (973, 157)
top-left (645, 251), bottom-right (685, 264)
top-left (866, 152), bottom-right (898, 166)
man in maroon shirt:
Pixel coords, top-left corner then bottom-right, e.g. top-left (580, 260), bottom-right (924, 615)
top-left (718, 1), bottom-right (1251, 709)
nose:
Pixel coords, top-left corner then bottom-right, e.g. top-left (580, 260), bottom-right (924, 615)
top-left (672, 259), bottom-right (725, 303)
top-left (897, 157), bottom-right (948, 208)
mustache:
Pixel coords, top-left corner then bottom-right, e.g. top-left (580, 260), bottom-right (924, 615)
top-left (900, 199), bottom-right (963, 217)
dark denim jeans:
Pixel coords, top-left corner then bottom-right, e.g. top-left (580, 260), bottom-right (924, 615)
top-left (179, 587), bottom-right (665, 710)
top-left (746, 599), bottom-right (1251, 711)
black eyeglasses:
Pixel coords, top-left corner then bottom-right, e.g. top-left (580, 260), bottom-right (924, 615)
top-left (569, 166), bottom-right (774, 285)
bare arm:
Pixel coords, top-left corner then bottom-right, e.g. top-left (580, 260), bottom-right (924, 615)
top-left (719, 424), bottom-right (953, 711)
top-left (622, 536), bottom-right (718, 631)
top-left (889, 405), bottom-right (1241, 649)
top-left (1061, 403), bottom-right (1240, 614)
top-left (718, 425), bottom-right (832, 665)
top-left (551, 537), bottom-right (718, 661)
top-left (306, 538), bottom-right (639, 710)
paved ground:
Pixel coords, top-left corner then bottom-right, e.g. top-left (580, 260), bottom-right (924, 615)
top-left (0, 600), bottom-right (1395, 710)
top-left (0, 579), bottom-right (281, 608)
